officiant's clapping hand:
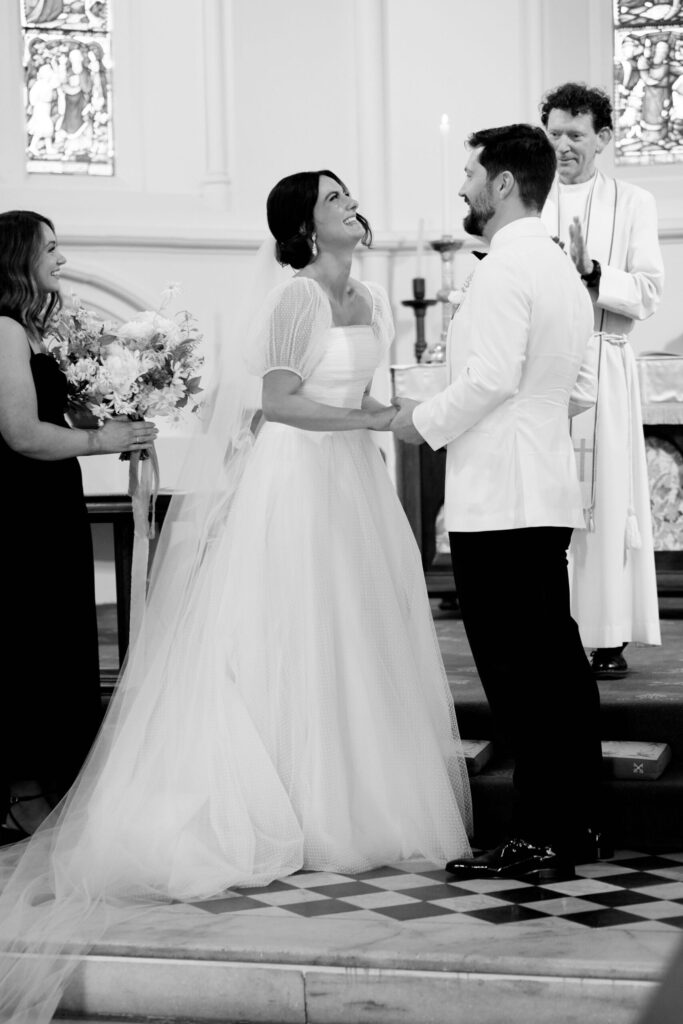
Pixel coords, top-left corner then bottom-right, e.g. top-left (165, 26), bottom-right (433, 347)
top-left (568, 216), bottom-right (593, 276)
top-left (391, 397), bottom-right (424, 445)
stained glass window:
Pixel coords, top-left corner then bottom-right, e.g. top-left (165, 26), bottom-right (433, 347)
top-left (613, 1), bottom-right (683, 164)
top-left (21, 0), bottom-right (114, 175)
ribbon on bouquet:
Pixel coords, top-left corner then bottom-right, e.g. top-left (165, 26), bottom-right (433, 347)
top-left (127, 444), bottom-right (160, 648)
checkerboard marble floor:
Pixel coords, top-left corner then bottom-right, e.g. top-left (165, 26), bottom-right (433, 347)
top-left (187, 850), bottom-right (683, 931)
top-left (49, 849), bottom-right (683, 1022)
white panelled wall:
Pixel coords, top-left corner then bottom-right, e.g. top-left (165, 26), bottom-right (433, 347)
top-left (1, 0), bottom-right (683, 598)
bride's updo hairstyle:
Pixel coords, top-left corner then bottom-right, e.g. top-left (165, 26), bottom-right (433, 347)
top-left (267, 169), bottom-right (372, 269)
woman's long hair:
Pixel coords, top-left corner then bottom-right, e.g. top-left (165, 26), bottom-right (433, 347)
top-left (0, 210), bottom-right (62, 338)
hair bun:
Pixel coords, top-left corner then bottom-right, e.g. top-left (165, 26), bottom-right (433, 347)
top-left (276, 233), bottom-right (312, 270)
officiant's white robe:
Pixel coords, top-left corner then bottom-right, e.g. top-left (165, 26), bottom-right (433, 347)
top-left (542, 171), bottom-right (664, 648)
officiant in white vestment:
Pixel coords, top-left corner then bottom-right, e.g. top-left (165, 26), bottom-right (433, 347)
top-left (541, 82), bottom-right (664, 680)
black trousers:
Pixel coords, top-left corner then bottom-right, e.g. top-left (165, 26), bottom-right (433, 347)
top-left (449, 526), bottom-right (605, 853)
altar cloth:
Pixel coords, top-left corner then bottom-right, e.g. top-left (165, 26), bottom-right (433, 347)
top-left (637, 352), bottom-right (683, 424)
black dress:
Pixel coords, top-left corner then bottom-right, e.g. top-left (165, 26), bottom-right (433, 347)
top-left (0, 352), bottom-right (102, 811)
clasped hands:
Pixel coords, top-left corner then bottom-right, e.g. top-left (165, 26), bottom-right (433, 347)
top-left (371, 397), bottom-right (423, 444)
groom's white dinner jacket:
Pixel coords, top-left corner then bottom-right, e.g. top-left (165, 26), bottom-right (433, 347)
top-left (412, 217), bottom-right (595, 532)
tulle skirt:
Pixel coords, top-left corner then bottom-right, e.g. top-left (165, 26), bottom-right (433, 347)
top-left (66, 423), bottom-right (472, 900)
top-left (0, 423), bottom-right (472, 1022)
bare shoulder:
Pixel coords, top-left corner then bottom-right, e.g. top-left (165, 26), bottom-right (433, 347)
top-left (350, 275), bottom-right (370, 295)
top-left (350, 277), bottom-right (374, 314)
top-left (0, 315), bottom-right (28, 338)
top-left (0, 316), bottom-right (30, 355)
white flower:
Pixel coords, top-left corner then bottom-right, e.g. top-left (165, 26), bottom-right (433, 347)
top-left (47, 294), bottom-right (204, 426)
top-left (90, 402), bottom-right (110, 423)
top-left (160, 281), bottom-right (182, 309)
top-left (66, 357), bottom-right (99, 384)
top-left (140, 379), bottom-right (185, 417)
top-left (117, 311), bottom-right (181, 347)
top-left (115, 317), bottom-right (156, 346)
top-left (101, 343), bottom-right (142, 393)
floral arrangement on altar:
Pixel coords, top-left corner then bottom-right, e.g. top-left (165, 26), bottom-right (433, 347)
top-left (646, 437), bottom-right (683, 552)
top-left (44, 283), bottom-right (204, 426)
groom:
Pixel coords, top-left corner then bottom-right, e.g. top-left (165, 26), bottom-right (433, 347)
top-left (392, 123), bottom-right (608, 881)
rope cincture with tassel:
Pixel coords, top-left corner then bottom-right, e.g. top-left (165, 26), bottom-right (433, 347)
top-left (623, 339), bottom-right (643, 556)
top-left (625, 504), bottom-right (642, 551)
top-left (126, 441), bottom-right (160, 649)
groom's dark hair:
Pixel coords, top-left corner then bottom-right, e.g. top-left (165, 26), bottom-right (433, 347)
top-left (467, 124), bottom-right (556, 211)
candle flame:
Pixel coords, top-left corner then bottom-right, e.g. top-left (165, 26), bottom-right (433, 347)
top-left (440, 114), bottom-right (450, 133)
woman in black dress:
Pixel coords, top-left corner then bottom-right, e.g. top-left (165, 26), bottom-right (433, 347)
top-left (0, 210), bottom-right (157, 841)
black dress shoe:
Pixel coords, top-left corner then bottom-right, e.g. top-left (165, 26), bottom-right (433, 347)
top-left (445, 837), bottom-right (575, 883)
top-left (590, 649), bottom-right (628, 679)
top-left (573, 829), bottom-right (614, 863)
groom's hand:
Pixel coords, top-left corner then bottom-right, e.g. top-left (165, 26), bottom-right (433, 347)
top-left (391, 398), bottom-right (424, 445)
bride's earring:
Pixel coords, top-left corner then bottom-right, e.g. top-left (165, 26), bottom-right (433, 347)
top-left (310, 233), bottom-right (318, 260)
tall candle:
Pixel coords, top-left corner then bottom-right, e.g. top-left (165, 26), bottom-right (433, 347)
top-left (416, 217), bottom-right (424, 278)
top-left (440, 114), bottom-right (450, 236)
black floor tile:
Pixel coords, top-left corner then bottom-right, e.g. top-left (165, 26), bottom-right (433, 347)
top-left (374, 901), bottom-right (455, 921)
top-left (581, 889), bottom-right (660, 908)
top-left (354, 866), bottom-right (410, 879)
top-left (610, 855), bottom-right (683, 872)
top-left (596, 871), bottom-right (679, 889)
top-left (563, 908), bottom-right (646, 928)
top-left (285, 899), bottom-right (357, 917)
top-left (192, 895), bottom-right (264, 914)
top-left (398, 883), bottom-right (475, 902)
top-left (309, 881), bottom-right (383, 898)
top-left (464, 904), bottom-right (548, 925)
top-left (487, 885), bottom-right (559, 905)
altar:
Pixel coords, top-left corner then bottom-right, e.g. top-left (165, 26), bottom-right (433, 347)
top-left (391, 354), bottom-right (683, 598)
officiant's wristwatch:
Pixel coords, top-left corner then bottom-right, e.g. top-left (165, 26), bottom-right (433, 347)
top-left (581, 260), bottom-right (602, 289)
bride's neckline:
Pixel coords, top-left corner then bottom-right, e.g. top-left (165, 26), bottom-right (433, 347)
top-left (306, 277), bottom-right (375, 328)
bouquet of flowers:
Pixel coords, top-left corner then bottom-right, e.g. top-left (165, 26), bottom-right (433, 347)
top-left (44, 283), bottom-right (204, 427)
top-left (45, 285), bottom-right (205, 640)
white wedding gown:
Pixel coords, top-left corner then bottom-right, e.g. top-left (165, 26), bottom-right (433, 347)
top-left (0, 277), bottom-right (471, 1021)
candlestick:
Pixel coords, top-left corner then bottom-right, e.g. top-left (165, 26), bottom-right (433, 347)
top-left (401, 277), bottom-right (437, 364)
top-left (440, 114), bottom-right (450, 236)
top-left (426, 235), bottom-right (464, 363)
top-left (416, 218), bottom-right (425, 278)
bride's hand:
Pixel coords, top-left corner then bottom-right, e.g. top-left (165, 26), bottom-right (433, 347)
top-left (367, 405), bottom-right (397, 431)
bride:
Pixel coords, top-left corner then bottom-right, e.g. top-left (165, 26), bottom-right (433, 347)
top-left (0, 169), bottom-right (472, 1021)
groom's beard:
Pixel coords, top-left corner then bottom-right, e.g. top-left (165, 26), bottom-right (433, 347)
top-left (463, 188), bottom-right (495, 237)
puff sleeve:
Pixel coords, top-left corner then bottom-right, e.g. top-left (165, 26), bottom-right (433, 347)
top-left (247, 277), bottom-right (331, 379)
top-left (366, 282), bottom-right (395, 348)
